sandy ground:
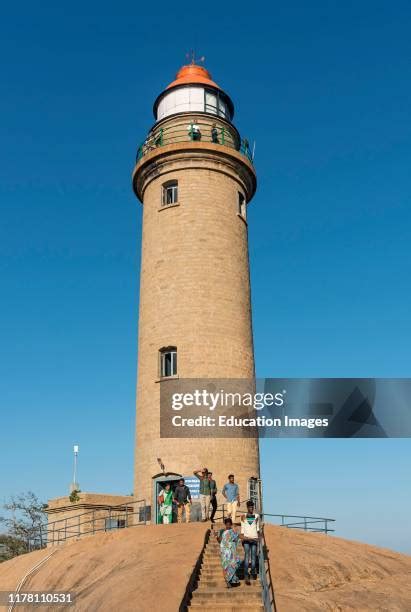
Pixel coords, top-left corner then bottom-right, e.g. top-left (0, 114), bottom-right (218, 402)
top-left (264, 524), bottom-right (411, 611)
top-left (0, 523), bottom-right (208, 612)
top-left (1, 523), bottom-right (411, 611)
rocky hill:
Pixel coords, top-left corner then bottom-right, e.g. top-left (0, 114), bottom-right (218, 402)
top-left (0, 523), bottom-right (410, 611)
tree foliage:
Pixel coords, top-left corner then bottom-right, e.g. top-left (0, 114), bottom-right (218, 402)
top-left (69, 489), bottom-right (81, 503)
top-left (0, 491), bottom-right (47, 561)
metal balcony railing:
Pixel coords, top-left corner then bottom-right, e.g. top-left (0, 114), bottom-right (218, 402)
top-left (136, 121), bottom-right (254, 164)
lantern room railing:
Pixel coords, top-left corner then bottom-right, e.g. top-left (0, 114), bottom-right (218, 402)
top-left (136, 120), bottom-right (253, 164)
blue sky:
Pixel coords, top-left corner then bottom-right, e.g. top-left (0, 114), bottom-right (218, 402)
top-left (1, 2), bottom-right (410, 553)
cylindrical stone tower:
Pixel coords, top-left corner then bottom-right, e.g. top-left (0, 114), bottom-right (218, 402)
top-left (132, 62), bottom-right (259, 516)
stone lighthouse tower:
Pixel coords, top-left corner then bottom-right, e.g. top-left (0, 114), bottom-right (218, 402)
top-left (132, 61), bottom-right (259, 518)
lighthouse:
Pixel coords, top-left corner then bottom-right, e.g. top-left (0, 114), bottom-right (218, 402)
top-left (132, 61), bottom-right (260, 520)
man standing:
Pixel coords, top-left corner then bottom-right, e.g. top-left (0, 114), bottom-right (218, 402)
top-left (211, 123), bottom-right (219, 143)
top-left (222, 474), bottom-right (240, 523)
top-left (208, 471), bottom-right (218, 523)
top-left (187, 122), bottom-right (201, 141)
top-left (240, 500), bottom-right (260, 584)
top-left (193, 467), bottom-right (211, 521)
top-left (174, 478), bottom-right (192, 523)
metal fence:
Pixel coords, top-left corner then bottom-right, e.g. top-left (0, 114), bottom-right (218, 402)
top-left (26, 499), bottom-right (334, 555)
top-left (217, 504), bottom-right (335, 535)
top-left (262, 513), bottom-right (335, 534)
top-left (259, 525), bottom-right (277, 612)
top-left (29, 499), bottom-right (148, 549)
top-left (136, 120), bottom-right (253, 163)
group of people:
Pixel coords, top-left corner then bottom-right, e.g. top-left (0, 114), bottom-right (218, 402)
top-left (186, 123), bottom-right (220, 143)
top-left (157, 468), bottom-right (240, 524)
top-left (218, 499), bottom-right (261, 587)
top-left (141, 123), bottom-right (221, 156)
top-left (139, 122), bottom-right (252, 163)
top-left (157, 478), bottom-right (192, 524)
top-left (194, 468), bottom-right (240, 523)
top-left (157, 470), bottom-right (260, 587)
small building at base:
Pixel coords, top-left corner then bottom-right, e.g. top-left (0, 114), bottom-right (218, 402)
top-left (45, 493), bottom-right (135, 546)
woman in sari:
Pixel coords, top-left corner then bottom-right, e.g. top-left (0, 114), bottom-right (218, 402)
top-left (218, 517), bottom-right (241, 587)
top-left (158, 483), bottom-right (173, 524)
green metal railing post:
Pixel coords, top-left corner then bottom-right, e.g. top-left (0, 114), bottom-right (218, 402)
top-left (137, 125), bottom-right (254, 165)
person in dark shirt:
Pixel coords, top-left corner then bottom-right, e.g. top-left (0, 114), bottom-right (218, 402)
top-left (208, 471), bottom-right (218, 523)
top-left (211, 123), bottom-right (219, 143)
top-left (174, 478), bottom-right (192, 523)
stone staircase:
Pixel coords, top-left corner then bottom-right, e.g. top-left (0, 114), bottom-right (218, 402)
top-left (187, 526), bottom-right (264, 612)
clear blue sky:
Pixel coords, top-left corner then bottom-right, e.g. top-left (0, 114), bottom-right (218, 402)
top-left (1, 2), bottom-right (410, 553)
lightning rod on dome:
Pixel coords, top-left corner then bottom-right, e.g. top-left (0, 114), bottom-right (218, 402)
top-left (185, 50), bottom-right (205, 65)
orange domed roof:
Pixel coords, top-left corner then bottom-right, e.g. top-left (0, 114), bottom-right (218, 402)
top-left (166, 64), bottom-right (221, 90)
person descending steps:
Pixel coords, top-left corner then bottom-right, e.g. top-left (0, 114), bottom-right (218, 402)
top-left (187, 518), bottom-right (264, 610)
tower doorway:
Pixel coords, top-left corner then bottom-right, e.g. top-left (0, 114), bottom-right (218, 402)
top-left (152, 473), bottom-right (182, 524)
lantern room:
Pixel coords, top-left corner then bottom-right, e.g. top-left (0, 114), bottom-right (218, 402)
top-left (153, 64), bottom-right (234, 122)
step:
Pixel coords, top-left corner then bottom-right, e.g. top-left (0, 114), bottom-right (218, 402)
top-left (199, 568), bottom-right (259, 577)
top-left (189, 606), bottom-right (264, 612)
top-left (191, 589), bottom-right (262, 601)
top-left (199, 569), bottom-right (260, 578)
top-left (196, 580), bottom-right (261, 589)
top-left (202, 555), bottom-right (248, 563)
top-left (199, 572), bottom-right (257, 581)
top-left (200, 572), bottom-right (260, 580)
top-left (204, 546), bottom-right (244, 552)
top-left (204, 548), bottom-right (244, 555)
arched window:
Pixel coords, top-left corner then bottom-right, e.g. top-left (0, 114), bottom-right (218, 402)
top-left (159, 347), bottom-right (177, 378)
top-left (162, 180), bottom-right (178, 206)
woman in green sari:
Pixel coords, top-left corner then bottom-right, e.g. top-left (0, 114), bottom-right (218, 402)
top-left (158, 483), bottom-right (173, 524)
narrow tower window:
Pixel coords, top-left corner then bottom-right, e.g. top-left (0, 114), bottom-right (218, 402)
top-left (247, 477), bottom-right (259, 510)
top-left (162, 180), bottom-right (178, 206)
top-left (238, 192), bottom-right (246, 218)
top-left (159, 347), bottom-right (177, 378)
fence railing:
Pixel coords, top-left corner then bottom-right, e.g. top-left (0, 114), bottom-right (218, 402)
top-left (259, 525), bottom-right (277, 612)
top-left (216, 504), bottom-right (335, 535)
top-left (28, 499), bottom-right (148, 549)
top-left (262, 513), bottom-right (335, 534)
top-left (26, 499), bottom-right (334, 556)
top-left (136, 121), bottom-right (253, 163)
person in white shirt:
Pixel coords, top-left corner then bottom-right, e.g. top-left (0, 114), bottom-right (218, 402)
top-left (187, 123), bottom-right (201, 141)
top-left (240, 500), bottom-right (260, 584)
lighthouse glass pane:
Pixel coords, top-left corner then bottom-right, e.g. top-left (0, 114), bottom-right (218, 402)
top-left (218, 98), bottom-right (229, 119)
top-left (157, 98), bottom-right (166, 120)
top-left (205, 91), bottom-right (217, 115)
top-left (157, 87), bottom-right (206, 119)
top-left (175, 88), bottom-right (190, 113)
top-left (189, 87), bottom-right (204, 111)
top-left (164, 91), bottom-right (175, 114)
